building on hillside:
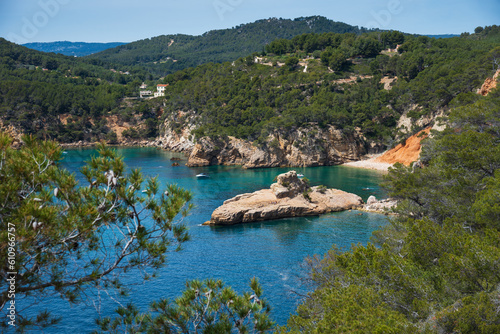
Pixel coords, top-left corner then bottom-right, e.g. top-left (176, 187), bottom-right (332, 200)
top-left (154, 84), bottom-right (169, 97)
top-left (140, 90), bottom-right (153, 98)
top-left (140, 82), bottom-right (147, 89)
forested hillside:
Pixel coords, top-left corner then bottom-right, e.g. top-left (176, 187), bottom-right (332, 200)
top-left (1, 16), bottom-right (500, 332)
top-left (157, 27), bottom-right (500, 147)
top-left (1, 25), bottom-right (500, 151)
top-left (87, 16), bottom-right (371, 75)
top-left (0, 38), bottom-right (160, 143)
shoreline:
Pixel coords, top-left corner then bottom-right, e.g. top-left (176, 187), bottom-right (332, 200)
top-left (57, 141), bottom-right (395, 173)
top-left (59, 139), bottom-right (155, 148)
top-left (342, 154), bottom-right (393, 172)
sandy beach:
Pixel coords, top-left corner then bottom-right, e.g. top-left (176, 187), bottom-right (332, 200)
top-left (342, 154), bottom-right (394, 172)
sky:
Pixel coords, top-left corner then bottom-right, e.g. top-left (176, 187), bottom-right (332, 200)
top-left (0, 0), bottom-right (499, 44)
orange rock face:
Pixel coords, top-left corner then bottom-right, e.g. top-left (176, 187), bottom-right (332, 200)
top-left (477, 69), bottom-right (500, 96)
top-left (374, 127), bottom-right (431, 166)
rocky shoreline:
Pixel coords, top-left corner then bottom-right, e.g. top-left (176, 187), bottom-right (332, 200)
top-left (59, 139), bottom-right (156, 148)
top-left (152, 120), bottom-right (385, 169)
top-left (204, 171), bottom-right (365, 226)
top-left (360, 196), bottom-right (398, 214)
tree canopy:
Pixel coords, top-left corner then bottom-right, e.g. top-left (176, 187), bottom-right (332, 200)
top-left (0, 135), bottom-right (192, 331)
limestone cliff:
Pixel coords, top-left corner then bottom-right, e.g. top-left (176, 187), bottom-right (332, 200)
top-left (205, 171), bottom-right (363, 225)
top-left (152, 112), bottom-right (196, 152)
top-left (186, 125), bottom-right (370, 168)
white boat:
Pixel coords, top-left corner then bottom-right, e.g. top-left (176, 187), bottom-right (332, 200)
top-left (297, 173), bottom-right (304, 178)
top-left (196, 173), bottom-right (209, 178)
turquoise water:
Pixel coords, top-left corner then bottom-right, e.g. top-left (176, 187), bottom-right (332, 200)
top-left (30, 147), bottom-right (389, 331)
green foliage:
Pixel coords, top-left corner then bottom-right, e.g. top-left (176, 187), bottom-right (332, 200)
top-left (380, 30), bottom-right (405, 49)
top-left (156, 28), bottom-right (500, 147)
top-left (302, 188), bottom-right (312, 202)
top-left (3, 26), bottom-right (500, 147)
top-left (317, 185), bottom-right (327, 194)
top-left (89, 16), bottom-right (370, 76)
top-left (284, 56), bottom-right (299, 70)
top-left (0, 38), bottom-right (161, 143)
top-left (94, 278), bottom-right (274, 333)
top-left (384, 97), bottom-right (500, 226)
top-left (23, 41), bottom-right (126, 57)
top-left (430, 291), bottom-right (500, 333)
top-left (0, 134), bottom-right (192, 330)
top-left (281, 93), bottom-right (500, 332)
top-left (280, 283), bottom-right (414, 333)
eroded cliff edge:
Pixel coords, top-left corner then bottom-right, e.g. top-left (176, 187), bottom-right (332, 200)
top-left (203, 171), bottom-right (364, 226)
top-left (152, 118), bottom-right (382, 168)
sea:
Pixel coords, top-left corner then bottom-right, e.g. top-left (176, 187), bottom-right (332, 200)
top-left (24, 147), bottom-right (390, 332)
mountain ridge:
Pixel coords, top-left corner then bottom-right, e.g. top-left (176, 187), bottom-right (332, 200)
top-left (86, 15), bottom-right (372, 75)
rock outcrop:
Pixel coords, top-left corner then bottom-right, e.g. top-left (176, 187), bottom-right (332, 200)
top-left (374, 127), bottom-right (431, 166)
top-left (477, 69), bottom-right (500, 96)
top-left (152, 115), bottom-right (196, 152)
top-left (186, 125), bottom-right (369, 168)
top-left (361, 195), bottom-right (397, 214)
top-left (204, 171), bottom-right (363, 225)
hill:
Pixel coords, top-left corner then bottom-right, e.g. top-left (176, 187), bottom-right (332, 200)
top-left (87, 16), bottom-right (371, 75)
top-left (1, 24), bottom-right (499, 160)
top-left (0, 38), bottom-right (155, 143)
top-left (151, 27), bottom-right (500, 167)
top-left (22, 41), bottom-right (126, 57)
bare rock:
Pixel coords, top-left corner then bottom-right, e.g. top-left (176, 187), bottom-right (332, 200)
top-left (367, 195), bottom-right (378, 205)
top-left (187, 125), bottom-right (367, 168)
top-left (204, 171), bottom-right (363, 225)
top-left (362, 198), bottom-right (398, 214)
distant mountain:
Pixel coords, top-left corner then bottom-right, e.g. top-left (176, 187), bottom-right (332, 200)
top-left (87, 16), bottom-right (372, 75)
top-left (22, 41), bottom-right (126, 57)
top-left (426, 34), bottom-right (460, 39)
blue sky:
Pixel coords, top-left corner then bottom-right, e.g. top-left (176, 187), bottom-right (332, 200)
top-left (0, 0), bottom-right (499, 44)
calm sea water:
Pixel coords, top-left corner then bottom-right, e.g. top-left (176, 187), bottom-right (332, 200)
top-left (27, 147), bottom-right (389, 332)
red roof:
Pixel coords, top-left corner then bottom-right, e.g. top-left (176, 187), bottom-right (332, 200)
top-left (157, 84), bottom-right (169, 87)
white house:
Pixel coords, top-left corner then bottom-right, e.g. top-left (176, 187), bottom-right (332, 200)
top-left (154, 84), bottom-right (169, 97)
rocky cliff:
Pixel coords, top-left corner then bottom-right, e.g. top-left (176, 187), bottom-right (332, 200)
top-left (204, 171), bottom-right (363, 225)
top-left (151, 113), bottom-right (196, 152)
top-left (374, 127), bottom-right (431, 166)
top-left (184, 125), bottom-right (374, 168)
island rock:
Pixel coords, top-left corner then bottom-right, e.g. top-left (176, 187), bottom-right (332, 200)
top-left (204, 171), bottom-right (363, 225)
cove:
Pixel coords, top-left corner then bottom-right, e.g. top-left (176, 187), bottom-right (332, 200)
top-left (28, 147), bottom-right (390, 332)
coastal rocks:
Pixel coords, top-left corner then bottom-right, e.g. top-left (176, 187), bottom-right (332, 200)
top-left (187, 125), bottom-right (367, 168)
top-left (204, 171), bottom-right (363, 225)
top-left (362, 196), bottom-right (397, 214)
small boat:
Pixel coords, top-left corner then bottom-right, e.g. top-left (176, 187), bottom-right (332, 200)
top-left (297, 173), bottom-right (304, 178)
top-left (196, 173), bottom-right (209, 178)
